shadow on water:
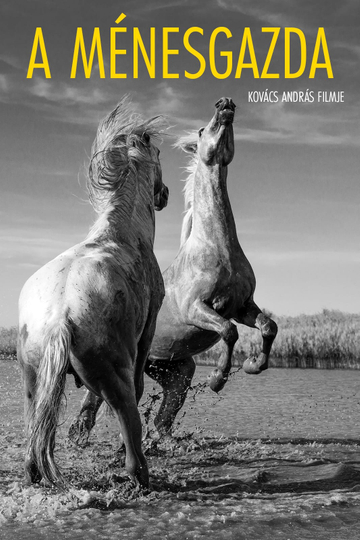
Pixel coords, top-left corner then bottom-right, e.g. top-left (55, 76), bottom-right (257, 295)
top-left (2, 426), bottom-right (360, 509)
top-left (44, 434), bottom-right (360, 505)
top-left (141, 436), bottom-right (360, 500)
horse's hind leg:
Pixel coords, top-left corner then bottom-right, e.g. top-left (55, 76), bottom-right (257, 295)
top-left (105, 381), bottom-right (148, 486)
top-left (72, 353), bottom-right (149, 487)
top-left (21, 361), bottom-right (42, 483)
top-left (145, 356), bottom-right (196, 436)
top-left (68, 391), bottom-right (103, 446)
top-left (182, 298), bottom-right (239, 392)
top-left (236, 300), bottom-right (278, 374)
top-left (68, 313), bottom-right (157, 448)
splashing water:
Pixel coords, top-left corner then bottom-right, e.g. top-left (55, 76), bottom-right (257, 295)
top-left (1, 359), bottom-right (360, 539)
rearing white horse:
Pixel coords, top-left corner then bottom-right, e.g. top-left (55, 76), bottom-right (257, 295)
top-left (17, 98), bottom-right (169, 488)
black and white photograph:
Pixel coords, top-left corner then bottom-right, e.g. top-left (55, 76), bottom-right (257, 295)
top-left (0, 1), bottom-right (359, 538)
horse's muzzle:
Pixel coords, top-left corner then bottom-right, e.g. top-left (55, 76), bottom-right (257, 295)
top-left (154, 185), bottom-right (169, 211)
top-left (216, 97), bottom-right (236, 125)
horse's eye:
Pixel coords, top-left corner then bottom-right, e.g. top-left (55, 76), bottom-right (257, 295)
top-left (198, 127), bottom-right (205, 137)
top-left (142, 132), bottom-right (150, 144)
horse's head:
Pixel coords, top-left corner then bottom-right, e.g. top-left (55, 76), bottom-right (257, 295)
top-left (139, 131), bottom-right (169, 212)
top-left (87, 99), bottom-right (169, 215)
top-left (199, 97), bottom-right (235, 166)
top-left (181, 97), bottom-right (236, 167)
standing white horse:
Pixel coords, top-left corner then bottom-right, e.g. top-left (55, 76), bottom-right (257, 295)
top-left (17, 98), bottom-right (169, 488)
top-left (69, 97), bottom-right (278, 444)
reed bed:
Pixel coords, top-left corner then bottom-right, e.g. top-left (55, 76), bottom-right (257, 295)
top-left (196, 310), bottom-right (360, 369)
top-left (1, 310), bottom-right (359, 367)
top-left (0, 326), bottom-right (17, 359)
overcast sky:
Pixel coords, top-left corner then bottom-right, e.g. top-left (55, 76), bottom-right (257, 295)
top-left (0, 0), bottom-right (359, 326)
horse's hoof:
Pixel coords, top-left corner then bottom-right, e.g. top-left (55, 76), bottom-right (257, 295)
top-left (68, 419), bottom-right (90, 447)
top-left (25, 460), bottom-right (42, 485)
top-left (243, 355), bottom-right (268, 374)
top-left (208, 369), bottom-right (227, 393)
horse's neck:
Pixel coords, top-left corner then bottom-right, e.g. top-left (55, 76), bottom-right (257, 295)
top-left (190, 162), bottom-right (238, 247)
top-left (87, 183), bottom-right (156, 247)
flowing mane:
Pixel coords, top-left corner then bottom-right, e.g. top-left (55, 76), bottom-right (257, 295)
top-left (174, 131), bottom-right (199, 245)
top-left (88, 96), bottom-right (168, 214)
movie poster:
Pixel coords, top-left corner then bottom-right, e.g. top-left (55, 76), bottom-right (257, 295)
top-left (1, 1), bottom-right (359, 537)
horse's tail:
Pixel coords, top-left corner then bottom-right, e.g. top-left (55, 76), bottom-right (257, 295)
top-left (28, 318), bottom-right (72, 487)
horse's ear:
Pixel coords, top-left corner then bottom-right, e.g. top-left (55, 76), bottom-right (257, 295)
top-left (179, 140), bottom-right (198, 154)
top-left (142, 132), bottom-right (150, 144)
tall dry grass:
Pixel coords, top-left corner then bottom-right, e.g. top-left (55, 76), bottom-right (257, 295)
top-left (1, 310), bottom-right (359, 367)
top-left (196, 310), bottom-right (360, 369)
top-left (0, 326), bottom-right (17, 359)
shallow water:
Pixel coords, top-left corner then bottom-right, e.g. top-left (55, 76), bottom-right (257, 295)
top-left (1, 359), bottom-right (360, 539)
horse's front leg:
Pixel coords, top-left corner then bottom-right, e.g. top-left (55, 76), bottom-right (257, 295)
top-left (187, 299), bottom-right (239, 392)
top-left (236, 300), bottom-right (278, 374)
top-left (68, 391), bottom-right (103, 446)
